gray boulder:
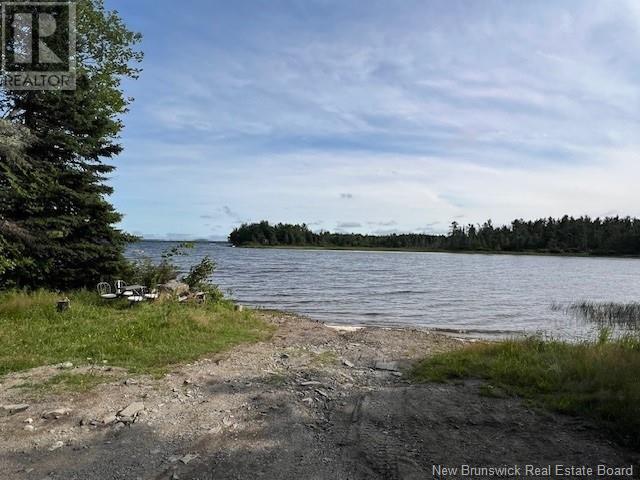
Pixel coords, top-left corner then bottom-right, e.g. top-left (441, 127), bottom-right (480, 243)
top-left (373, 360), bottom-right (399, 372)
top-left (1, 404), bottom-right (29, 416)
top-left (117, 402), bottom-right (144, 423)
top-left (158, 280), bottom-right (189, 297)
top-left (42, 407), bottom-right (72, 419)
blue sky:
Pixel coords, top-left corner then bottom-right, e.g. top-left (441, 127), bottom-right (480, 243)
top-left (106, 0), bottom-right (640, 240)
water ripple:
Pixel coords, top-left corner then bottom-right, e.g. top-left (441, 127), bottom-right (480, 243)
top-left (127, 242), bottom-right (640, 339)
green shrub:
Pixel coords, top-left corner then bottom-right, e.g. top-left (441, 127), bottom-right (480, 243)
top-left (123, 258), bottom-right (178, 288)
top-left (183, 256), bottom-right (215, 289)
top-left (116, 243), bottom-right (224, 302)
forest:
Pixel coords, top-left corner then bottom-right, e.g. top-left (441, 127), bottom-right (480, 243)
top-left (229, 216), bottom-right (640, 255)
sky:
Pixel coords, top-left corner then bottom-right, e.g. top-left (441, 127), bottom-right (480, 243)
top-left (106, 0), bottom-right (640, 240)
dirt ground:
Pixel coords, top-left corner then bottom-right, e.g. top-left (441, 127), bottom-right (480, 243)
top-left (0, 312), bottom-right (638, 480)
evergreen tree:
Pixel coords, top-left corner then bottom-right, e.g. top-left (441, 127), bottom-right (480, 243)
top-left (0, 120), bottom-right (35, 281)
top-left (0, 0), bottom-right (142, 289)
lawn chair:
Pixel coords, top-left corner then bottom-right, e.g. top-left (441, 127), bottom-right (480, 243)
top-left (144, 289), bottom-right (159, 301)
top-left (97, 282), bottom-right (117, 300)
top-left (127, 285), bottom-right (145, 305)
top-left (115, 280), bottom-right (133, 297)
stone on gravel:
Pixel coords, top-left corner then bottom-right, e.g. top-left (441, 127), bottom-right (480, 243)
top-left (117, 402), bottom-right (144, 419)
top-left (24, 425), bottom-right (35, 432)
top-left (42, 408), bottom-right (71, 419)
top-left (208, 425), bottom-right (222, 434)
top-left (101, 414), bottom-right (117, 425)
top-left (315, 389), bottom-right (330, 398)
top-left (59, 361), bottom-right (74, 369)
top-left (374, 360), bottom-right (399, 372)
top-left (342, 359), bottom-right (355, 368)
top-left (1, 404), bottom-right (29, 415)
top-left (180, 453), bottom-right (199, 464)
top-left (299, 381), bottom-right (322, 386)
top-left (48, 441), bottom-right (64, 451)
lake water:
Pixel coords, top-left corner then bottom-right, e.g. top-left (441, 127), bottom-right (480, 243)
top-left (126, 241), bottom-right (640, 339)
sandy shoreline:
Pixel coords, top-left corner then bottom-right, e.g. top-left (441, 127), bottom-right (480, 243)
top-left (0, 311), bottom-right (637, 479)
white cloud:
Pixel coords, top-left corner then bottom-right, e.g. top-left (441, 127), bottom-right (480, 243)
top-left (113, 0), bottom-right (640, 237)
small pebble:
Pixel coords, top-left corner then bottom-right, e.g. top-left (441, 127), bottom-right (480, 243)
top-left (48, 441), bottom-right (64, 451)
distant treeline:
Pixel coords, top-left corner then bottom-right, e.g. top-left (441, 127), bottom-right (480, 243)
top-left (228, 216), bottom-right (640, 255)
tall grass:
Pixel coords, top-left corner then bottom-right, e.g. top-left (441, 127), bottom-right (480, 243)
top-left (0, 290), bottom-right (273, 375)
top-left (412, 334), bottom-right (640, 448)
top-left (552, 301), bottom-right (640, 330)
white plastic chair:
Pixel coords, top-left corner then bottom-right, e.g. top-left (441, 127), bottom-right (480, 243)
top-left (144, 289), bottom-right (159, 301)
top-left (97, 282), bottom-right (117, 300)
top-left (127, 285), bottom-right (145, 304)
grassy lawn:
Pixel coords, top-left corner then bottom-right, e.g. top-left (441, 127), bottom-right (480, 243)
top-left (412, 334), bottom-right (640, 448)
top-left (0, 290), bottom-right (274, 376)
top-left (11, 372), bottom-right (116, 395)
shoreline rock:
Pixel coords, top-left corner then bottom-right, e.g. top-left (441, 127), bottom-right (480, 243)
top-left (1, 404), bottom-right (29, 416)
